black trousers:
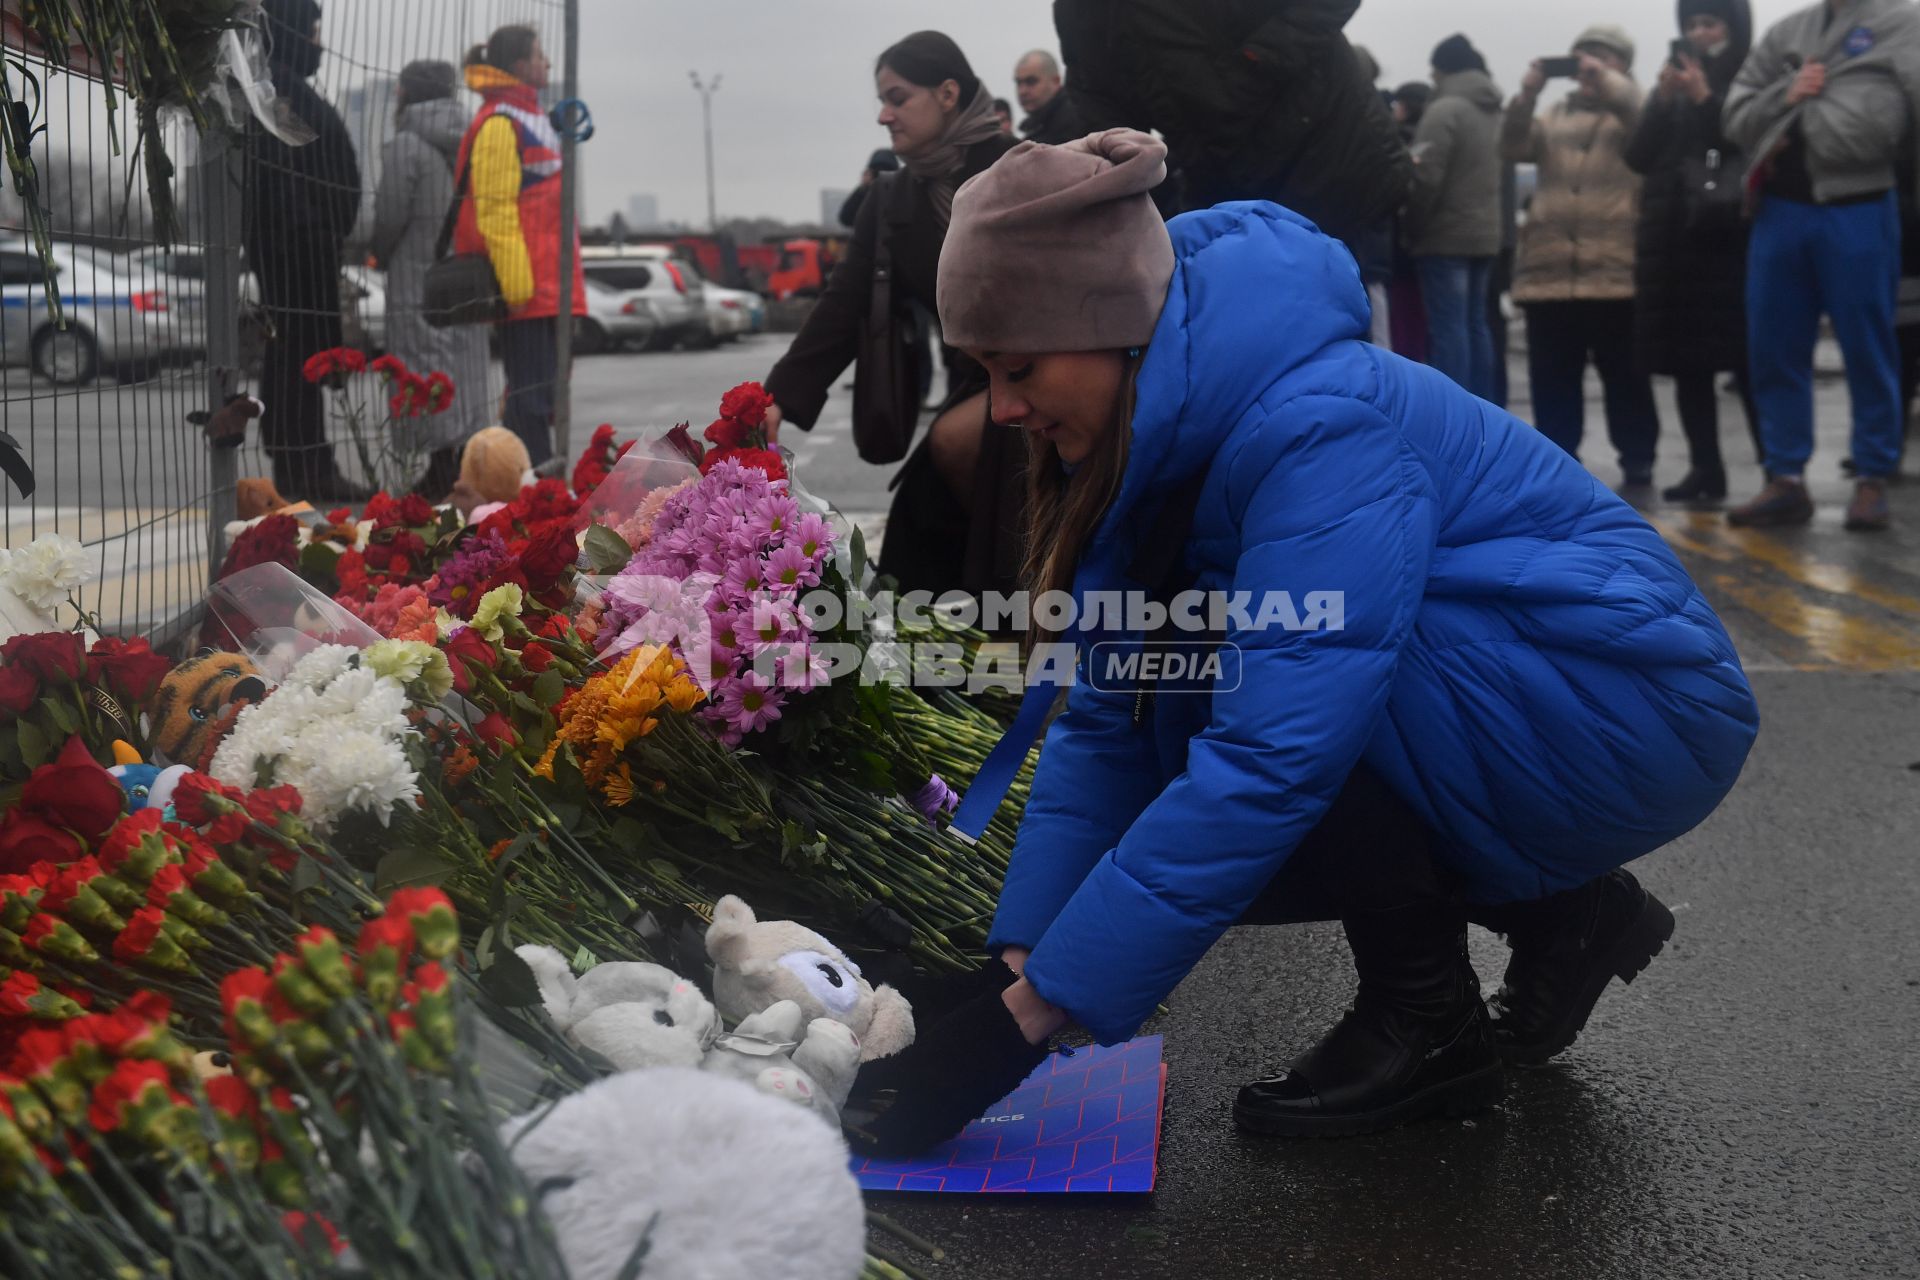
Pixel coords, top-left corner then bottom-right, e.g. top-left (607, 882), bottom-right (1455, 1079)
top-left (1524, 300), bottom-right (1660, 475)
top-left (500, 317), bottom-right (558, 466)
top-left (1238, 763), bottom-right (1457, 927)
top-left (1672, 371), bottom-right (1761, 476)
top-left (254, 242), bottom-right (343, 480)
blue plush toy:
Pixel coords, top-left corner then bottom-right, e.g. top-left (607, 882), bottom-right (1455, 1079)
top-left (108, 741), bottom-right (193, 816)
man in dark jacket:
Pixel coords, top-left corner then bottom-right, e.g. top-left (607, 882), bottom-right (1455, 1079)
top-left (1014, 49), bottom-right (1087, 144)
top-left (1052, 0), bottom-right (1412, 244)
top-left (244, 0), bottom-right (365, 503)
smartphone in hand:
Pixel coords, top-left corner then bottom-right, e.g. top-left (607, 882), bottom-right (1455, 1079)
top-left (1540, 56), bottom-right (1581, 78)
top-left (1669, 39), bottom-right (1693, 67)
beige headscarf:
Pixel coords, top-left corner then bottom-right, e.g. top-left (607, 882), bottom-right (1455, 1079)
top-left (900, 86), bottom-right (1007, 228)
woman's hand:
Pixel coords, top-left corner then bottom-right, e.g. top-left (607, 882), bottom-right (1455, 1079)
top-left (1576, 53), bottom-right (1609, 94)
top-left (1672, 56), bottom-right (1710, 106)
top-left (1519, 59), bottom-right (1547, 103)
top-left (998, 945), bottom-right (1030, 975)
top-left (1001, 976), bottom-right (1068, 1046)
top-left (763, 404), bottom-right (783, 446)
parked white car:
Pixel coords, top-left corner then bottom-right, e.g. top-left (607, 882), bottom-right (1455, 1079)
top-left (2, 240), bottom-right (206, 384)
top-left (582, 246), bottom-right (702, 349)
top-left (578, 276), bottom-right (658, 354)
top-left (700, 281), bottom-right (764, 341)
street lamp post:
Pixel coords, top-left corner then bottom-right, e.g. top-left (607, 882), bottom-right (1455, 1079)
top-left (688, 71), bottom-right (721, 231)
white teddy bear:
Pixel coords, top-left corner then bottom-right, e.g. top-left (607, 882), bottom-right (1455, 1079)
top-left (503, 1066), bottom-right (867, 1280)
top-left (514, 945), bottom-right (863, 1125)
top-left (705, 895), bottom-right (915, 1064)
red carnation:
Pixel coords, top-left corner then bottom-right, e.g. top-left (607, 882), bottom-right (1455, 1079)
top-left (702, 447), bottom-right (787, 483)
top-left (397, 494), bottom-right (436, 528)
top-left (2, 632), bottom-right (86, 684)
top-left (111, 907), bottom-right (168, 963)
top-left (424, 372), bottom-right (455, 414)
top-left (283, 1211), bottom-right (347, 1256)
top-left (717, 381), bottom-right (775, 428)
top-left (519, 526), bottom-right (577, 591)
top-left (519, 641), bottom-right (555, 674)
top-left (87, 1059), bottom-right (176, 1132)
top-left (370, 354), bottom-right (408, 379)
top-left (703, 416), bottom-right (752, 450)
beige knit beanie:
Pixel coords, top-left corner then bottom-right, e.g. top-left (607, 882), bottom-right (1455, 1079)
top-left (937, 128), bottom-right (1174, 354)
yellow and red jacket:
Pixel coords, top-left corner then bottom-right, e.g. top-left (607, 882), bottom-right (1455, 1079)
top-left (454, 64), bottom-right (587, 321)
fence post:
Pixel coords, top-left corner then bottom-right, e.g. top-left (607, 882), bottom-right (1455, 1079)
top-left (197, 124), bottom-right (245, 581)
top-left (552, 0), bottom-right (581, 467)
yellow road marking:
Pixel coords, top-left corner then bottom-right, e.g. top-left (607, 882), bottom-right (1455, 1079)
top-left (1662, 511), bottom-right (1920, 620)
top-left (1702, 573), bottom-right (1920, 670)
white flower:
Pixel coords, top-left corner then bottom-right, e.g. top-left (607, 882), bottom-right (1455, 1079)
top-left (0, 534), bottom-right (93, 613)
top-left (208, 645), bottom-right (423, 832)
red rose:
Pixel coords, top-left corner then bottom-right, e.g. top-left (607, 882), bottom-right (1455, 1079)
top-left (0, 662), bottom-right (39, 714)
top-left (22, 736), bottom-right (125, 842)
top-left (86, 637), bottom-right (173, 705)
top-left (2, 632), bottom-right (85, 684)
top-left (538, 614), bottom-right (575, 643)
top-left (519, 641), bottom-right (555, 674)
top-left (215, 515), bottom-right (301, 582)
top-left (717, 382), bottom-right (775, 428)
top-left (519, 527), bottom-right (577, 591)
top-left (472, 712), bottom-right (518, 751)
top-left (703, 416), bottom-right (752, 450)
top-left (397, 495), bottom-right (436, 528)
top-left (660, 421), bottom-right (706, 466)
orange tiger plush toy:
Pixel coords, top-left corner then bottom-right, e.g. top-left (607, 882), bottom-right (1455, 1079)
top-left (148, 653), bottom-right (266, 770)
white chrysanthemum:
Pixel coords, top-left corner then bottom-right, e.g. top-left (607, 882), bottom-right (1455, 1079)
top-left (207, 646), bottom-right (421, 831)
top-left (0, 534), bottom-right (94, 613)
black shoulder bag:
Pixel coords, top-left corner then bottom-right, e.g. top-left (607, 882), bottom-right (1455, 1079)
top-left (850, 173), bottom-right (923, 465)
top-left (423, 152), bottom-right (509, 328)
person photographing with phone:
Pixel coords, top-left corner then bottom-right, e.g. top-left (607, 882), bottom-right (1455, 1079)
top-left (1503, 27), bottom-right (1663, 491)
top-left (1624, 1), bottom-right (1759, 508)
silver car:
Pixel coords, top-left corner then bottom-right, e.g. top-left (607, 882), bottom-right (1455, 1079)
top-left (578, 277), bottom-right (658, 354)
top-left (582, 248), bottom-right (701, 349)
top-left (1, 240), bottom-right (206, 384)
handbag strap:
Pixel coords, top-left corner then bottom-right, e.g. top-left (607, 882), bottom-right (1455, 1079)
top-left (866, 172), bottom-right (899, 334)
top-left (435, 148), bottom-right (476, 261)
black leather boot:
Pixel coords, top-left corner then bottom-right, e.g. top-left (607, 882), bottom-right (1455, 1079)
top-left (1234, 904), bottom-right (1504, 1137)
top-left (1471, 869), bottom-right (1675, 1066)
top-left (1662, 468), bottom-right (1727, 504)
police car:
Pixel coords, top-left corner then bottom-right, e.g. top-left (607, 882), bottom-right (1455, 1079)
top-left (1, 240), bottom-right (205, 385)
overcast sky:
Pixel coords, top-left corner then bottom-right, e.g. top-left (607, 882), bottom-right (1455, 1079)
top-left (576, 0), bottom-right (1809, 227)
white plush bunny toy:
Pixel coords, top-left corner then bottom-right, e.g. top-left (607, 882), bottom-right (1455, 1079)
top-left (514, 945), bottom-right (862, 1125)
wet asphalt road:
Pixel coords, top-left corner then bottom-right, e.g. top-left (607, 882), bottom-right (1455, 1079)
top-left (575, 338), bottom-right (1920, 1280)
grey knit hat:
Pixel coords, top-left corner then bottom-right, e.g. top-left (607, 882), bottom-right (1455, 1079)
top-left (937, 129), bottom-right (1174, 354)
top-left (1573, 24), bottom-right (1636, 67)
top-left (399, 59), bottom-right (458, 103)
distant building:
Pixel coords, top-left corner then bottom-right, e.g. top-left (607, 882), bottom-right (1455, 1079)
top-left (626, 194), bottom-right (660, 229)
top-left (820, 188), bottom-right (852, 227)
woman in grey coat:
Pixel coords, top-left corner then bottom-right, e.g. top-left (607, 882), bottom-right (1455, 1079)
top-left (370, 61), bottom-right (492, 499)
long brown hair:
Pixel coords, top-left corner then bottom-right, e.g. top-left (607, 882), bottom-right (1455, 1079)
top-left (1021, 353), bottom-right (1142, 647)
top-left (467, 25), bottom-right (538, 73)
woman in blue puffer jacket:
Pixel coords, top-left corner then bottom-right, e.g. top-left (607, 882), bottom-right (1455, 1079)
top-left (847, 130), bottom-right (1759, 1157)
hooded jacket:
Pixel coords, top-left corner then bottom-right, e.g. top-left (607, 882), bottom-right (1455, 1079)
top-left (245, 0), bottom-right (359, 260)
top-left (372, 96), bottom-right (491, 450)
top-left (1406, 69), bottom-right (1505, 257)
top-left (1723, 0), bottom-right (1920, 205)
top-left (453, 63), bottom-right (586, 321)
top-left (990, 202), bottom-right (1758, 1045)
top-left (1624, 0), bottom-right (1754, 375)
top-left (1503, 67), bottom-right (1647, 301)
top-left (1053, 0), bottom-right (1412, 242)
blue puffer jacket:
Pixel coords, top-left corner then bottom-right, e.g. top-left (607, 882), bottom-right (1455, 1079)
top-left (993, 202), bottom-right (1760, 1046)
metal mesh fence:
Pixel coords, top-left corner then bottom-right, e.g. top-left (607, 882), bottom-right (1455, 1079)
top-left (3, 0), bottom-right (568, 644)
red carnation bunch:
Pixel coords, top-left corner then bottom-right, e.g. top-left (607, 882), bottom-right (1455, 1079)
top-left (301, 347), bottom-right (367, 384)
top-left (571, 423), bottom-right (636, 498)
top-left (657, 381), bottom-right (789, 482)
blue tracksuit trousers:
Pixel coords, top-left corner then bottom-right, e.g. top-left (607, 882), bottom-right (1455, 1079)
top-left (1747, 193), bottom-right (1903, 479)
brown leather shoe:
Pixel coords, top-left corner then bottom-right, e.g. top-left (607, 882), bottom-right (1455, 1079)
top-left (1844, 478), bottom-right (1891, 532)
top-left (1727, 476), bottom-right (1814, 527)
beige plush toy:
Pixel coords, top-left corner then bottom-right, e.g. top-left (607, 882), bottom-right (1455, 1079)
top-left (705, 896), bottom-right (915, 1064)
